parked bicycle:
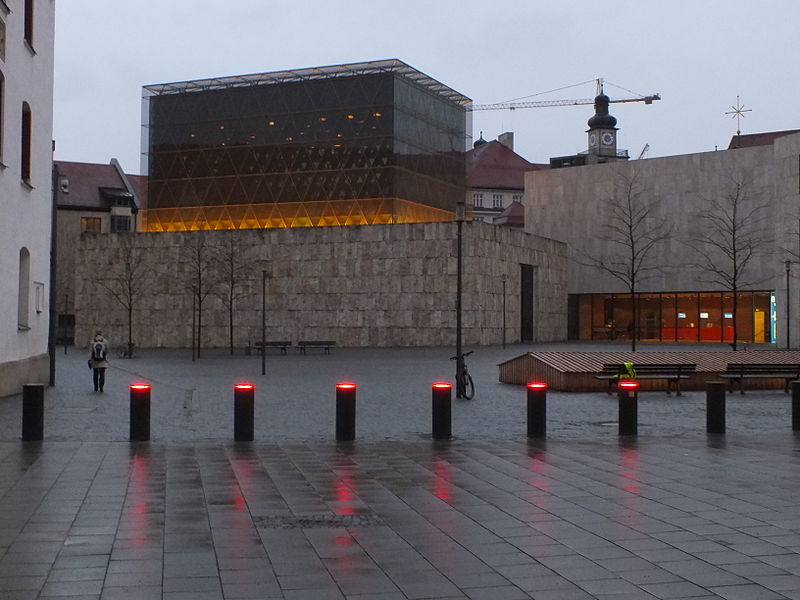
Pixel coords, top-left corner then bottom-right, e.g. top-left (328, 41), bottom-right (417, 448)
top-left (450, 350), bottom-right (475, 399)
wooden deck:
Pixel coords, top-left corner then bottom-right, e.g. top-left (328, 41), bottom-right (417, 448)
top-left (498, 350), bottom-right (800, 392)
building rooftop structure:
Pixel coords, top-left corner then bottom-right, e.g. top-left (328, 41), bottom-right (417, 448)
top-left (727, 129), bottom-right (800, 149)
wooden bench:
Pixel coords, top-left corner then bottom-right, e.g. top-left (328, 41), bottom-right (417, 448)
top-left (718, 363), bottom-right (800, 394)
top-left (596, 363), bottom-right (697, 396)
top-left (298, 340), bottom-right (336, 355)
top-left (253, 341), bottom-right (292, 355)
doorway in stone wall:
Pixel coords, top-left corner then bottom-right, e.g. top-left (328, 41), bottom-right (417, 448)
top-left (521, 264), bottom-right (536, 342)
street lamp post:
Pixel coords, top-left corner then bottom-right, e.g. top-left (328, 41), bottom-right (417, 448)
top-left (786, 260), bottom-right (791, 350)
top-left (455, 202), bottom-right (464, 398)
top-left (261, 269), bottom-right (267, 376)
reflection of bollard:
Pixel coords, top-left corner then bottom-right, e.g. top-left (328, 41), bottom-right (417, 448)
top-left (706, 381), bottom-right (726, 434)
top-left (22, 384), bottom-right (44, 441)
top-left (336, 383), bottom-right (357, 442)
top-left (793, 381), bottom-right (800, 432)
top-left (234, 383), bottom-right (255, 442)
top-left (432, 383), bottom-right (452, 440)
top-left (618, 380), bottom-right (639, 436)
top-left (129, 384), bottom-right (151, 442)
top-left (527, 382), bottom-right (547, 439)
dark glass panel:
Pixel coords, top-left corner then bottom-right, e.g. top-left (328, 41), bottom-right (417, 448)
top-left (637, 294), bottom-right (661, 341)
top-left (676, 293), bottom-right (698, 341)
top-left (698, 292), bottom-right (723, 342)
top-left (736, 292), bottom-right (754, 342)
top-left (662, 293), bottom-right (677, 341)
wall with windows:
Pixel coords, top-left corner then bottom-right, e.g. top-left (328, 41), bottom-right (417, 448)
top-left (0, 0), bottom-right (55, 396)
top-left (527, 131), bottom-right (800, 346)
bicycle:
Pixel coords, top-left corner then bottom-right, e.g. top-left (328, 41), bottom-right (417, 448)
top-left (450, 350), bottom-right (475, 399)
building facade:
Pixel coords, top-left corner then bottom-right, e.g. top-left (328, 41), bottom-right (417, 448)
top-left (53, 159), bottom-right (143, 345)
top-left (141, 60), bottom-right (471, 231)
top-left (526, 129), bottom-right (800, 346)
top-left (0, 0), bottom-right (55, 396)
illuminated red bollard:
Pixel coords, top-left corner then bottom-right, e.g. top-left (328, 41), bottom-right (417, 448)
top-left (336, 382), bottom-right (357, 441)
top-left (617, 380), bottom-right (639, 436)
top-left (527, 382), bottom-right (547, 439)
top-left (22, 384), bottom-right (44, 441)
top-left (234, 383), bottom-right (255, 442)
top-left (432, 382), bottom-right (452, 440)
top-left (129, 384), bottom-right (151, 441)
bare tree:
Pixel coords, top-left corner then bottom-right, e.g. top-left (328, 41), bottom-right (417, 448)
top-left (213, 235), bottom-right (251, 355)
top-left (684, 173), bottom-right (772, 350)
top-left (98, 234), bottom-right (150, 357)
top-left (580, 171), bottom-right (672, 351)
top-left (182, 233), bottom-right (217, 358)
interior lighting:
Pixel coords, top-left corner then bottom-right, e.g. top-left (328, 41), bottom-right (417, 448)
top-left (218, 125), bottom-right (225, 130)
top-left (347, 114), bottom-right (355, 119)
top-left (319, 116), bottom-right (327, 121)
top-left (373, 112), bottom-right (382, 117)
top-left (268, 121), bottom-right (276, 126)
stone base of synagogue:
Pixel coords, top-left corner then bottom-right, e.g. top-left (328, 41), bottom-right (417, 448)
top-left (72, 222), bottom-right (567, 349)
top-left (0, 354), bottom-right (50, 398)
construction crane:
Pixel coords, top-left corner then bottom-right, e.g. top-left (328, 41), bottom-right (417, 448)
top-left (470, 78), bottom-right (660, 111)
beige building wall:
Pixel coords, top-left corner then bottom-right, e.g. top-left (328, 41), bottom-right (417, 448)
top-left (525, 132), bottom-right (800, 345)
top-left (72, 222), bottom-right (567, 349)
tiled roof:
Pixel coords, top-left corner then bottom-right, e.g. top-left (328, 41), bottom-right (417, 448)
top-left (54, 161), bottom-right (128, 210)
top-left (492, 200), bottom-right (524, 227)
top-left (466, 140), bottom-right (547, 190)
top-left (727, 129), bottom-right (800, 149)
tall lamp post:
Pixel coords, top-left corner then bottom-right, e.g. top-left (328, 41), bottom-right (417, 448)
top-left (455, 201), bottom-right (465, 398)
top-left (786, 260), bottom-right (791, 350)
top-left (261, 269), bottom-right (267, 376)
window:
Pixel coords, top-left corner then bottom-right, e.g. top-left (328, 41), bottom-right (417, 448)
top-left (18, 247), bottom-right (30, 329)
top-left (81, 217), bottom-right (102, 233)
top-left (21, 102), bottom-right (31, 181)
top-left (110, 215), bottom-right (131, 233)
top-left (24, 0), bottom-right (33, 48)
top-left (512, 194), bottom-right (522, 203)
top-left (492, 194), bottom-right (503, 209)
top-left (473, 193), bottom-right (483, 207)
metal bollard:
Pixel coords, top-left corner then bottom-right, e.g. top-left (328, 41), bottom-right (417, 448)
top-left (432, 382), bottom-right (452, 440)
top-left (793, 381), bottom-right (800, 432)
top-left (129, 384), bottom-right (151, 442)
top-left (618, 380), bottom-right (639, 436)
top-left (234, 383), bottom-right (255, 442)
top-left (22, 384), bottom-right (44, 441)
top-left (527, 382), bottom-right (547, 439)
top-left (335, 382), bottom-right (357, 441)
top-left (706, 381), bottom-right (726, 434)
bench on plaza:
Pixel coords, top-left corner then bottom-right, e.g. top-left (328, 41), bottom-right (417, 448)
top-left (718, 363), bottom-right (800, 394)
top-left (253, 341), bottom-right (292, 355)
top-left (298, 340), bottom-right (336, 355)
top-left (596, 363), bottom-right (697, 396)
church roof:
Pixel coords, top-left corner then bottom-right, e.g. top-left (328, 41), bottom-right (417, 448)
top-left (466, 140), bottom-right (548, 190)
top-left (727, 129), bottom-right (800, 149)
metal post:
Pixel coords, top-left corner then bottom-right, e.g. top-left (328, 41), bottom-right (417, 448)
top-left (618, 380), bottom-right (639, 436)
top-left (786, 260), bottom-right (791, 350)
top-left (261, 270), bottom-right (267, 377)
top-left (191, 289), bottom-right (196, 362)
top-left (432, 382), bottom-right (452, 440)
top-left (526, 382), bottom-right (547, 439)
top-left (336, 383), bottom-right (357, 441)
top-left (502, 275), bottom-right (507, 349)
top-left (234, 383), bottom-right (255, 442)
top-left (22, 384), bottom-right (44, 441)
top-left (706, 381), bottom-right (726, 434)
top-left (129, 384), bottom-right (151, 442)
top-left (455, 206), bottom-right (464, 398)
top-left (792, 380), bottom-right (800, 432)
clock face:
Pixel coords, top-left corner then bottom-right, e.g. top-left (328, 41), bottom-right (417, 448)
top-left (601, 132), bottom-right (614, 146)
top-left (589, 133), bottom-right (597, 147)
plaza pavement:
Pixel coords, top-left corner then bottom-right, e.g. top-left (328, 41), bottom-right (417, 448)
top-left (1, 343), bottom-right (799, 599)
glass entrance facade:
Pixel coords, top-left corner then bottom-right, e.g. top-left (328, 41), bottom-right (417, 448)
top-left (572, 291), bottom-right (774, 343)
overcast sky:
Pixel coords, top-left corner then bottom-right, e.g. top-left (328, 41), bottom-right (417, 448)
top-left (54, 1), bottom-right (799, 174)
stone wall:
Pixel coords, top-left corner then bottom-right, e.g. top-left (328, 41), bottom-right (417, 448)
top-left (73, 222), bottom-right (567, 349)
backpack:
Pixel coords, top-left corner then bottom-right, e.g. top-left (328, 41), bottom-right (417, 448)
top-left (92, 340), bottom-right (105, 360)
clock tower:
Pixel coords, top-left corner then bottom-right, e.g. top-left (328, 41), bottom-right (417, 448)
top-left (586, 92), bottom-right (621, 162)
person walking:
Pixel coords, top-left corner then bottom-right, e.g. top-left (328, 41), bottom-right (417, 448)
top-left (89, 330), bottom-right (109, 392)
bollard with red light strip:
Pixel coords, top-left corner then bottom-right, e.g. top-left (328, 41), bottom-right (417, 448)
top-left (431, 382), bottom-right (452, 440)
top-left (234, 383), bottom-right (255, 442)
top-left (129, 384), bottom-right (151, 441)
top-left (336, 382), bottom-right (357, 441)
top-left (617, 380), bottom-right (639, 436)
top-left (527, 382), bottom-right (547, 439)
top-left (22, 384), bottom-right (44, 441)
top-left (706, 381), bottom-right (726, 434)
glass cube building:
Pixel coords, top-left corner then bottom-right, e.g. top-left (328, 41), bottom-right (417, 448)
top-left (140, 59), bottom-right (472, 231)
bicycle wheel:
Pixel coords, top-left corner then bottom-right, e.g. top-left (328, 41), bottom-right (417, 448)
top-left (461, 371), bottom-right (475, 400)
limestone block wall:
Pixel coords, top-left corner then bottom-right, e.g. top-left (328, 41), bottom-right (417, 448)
top-left (73, 222), bottom-right (567, 349)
